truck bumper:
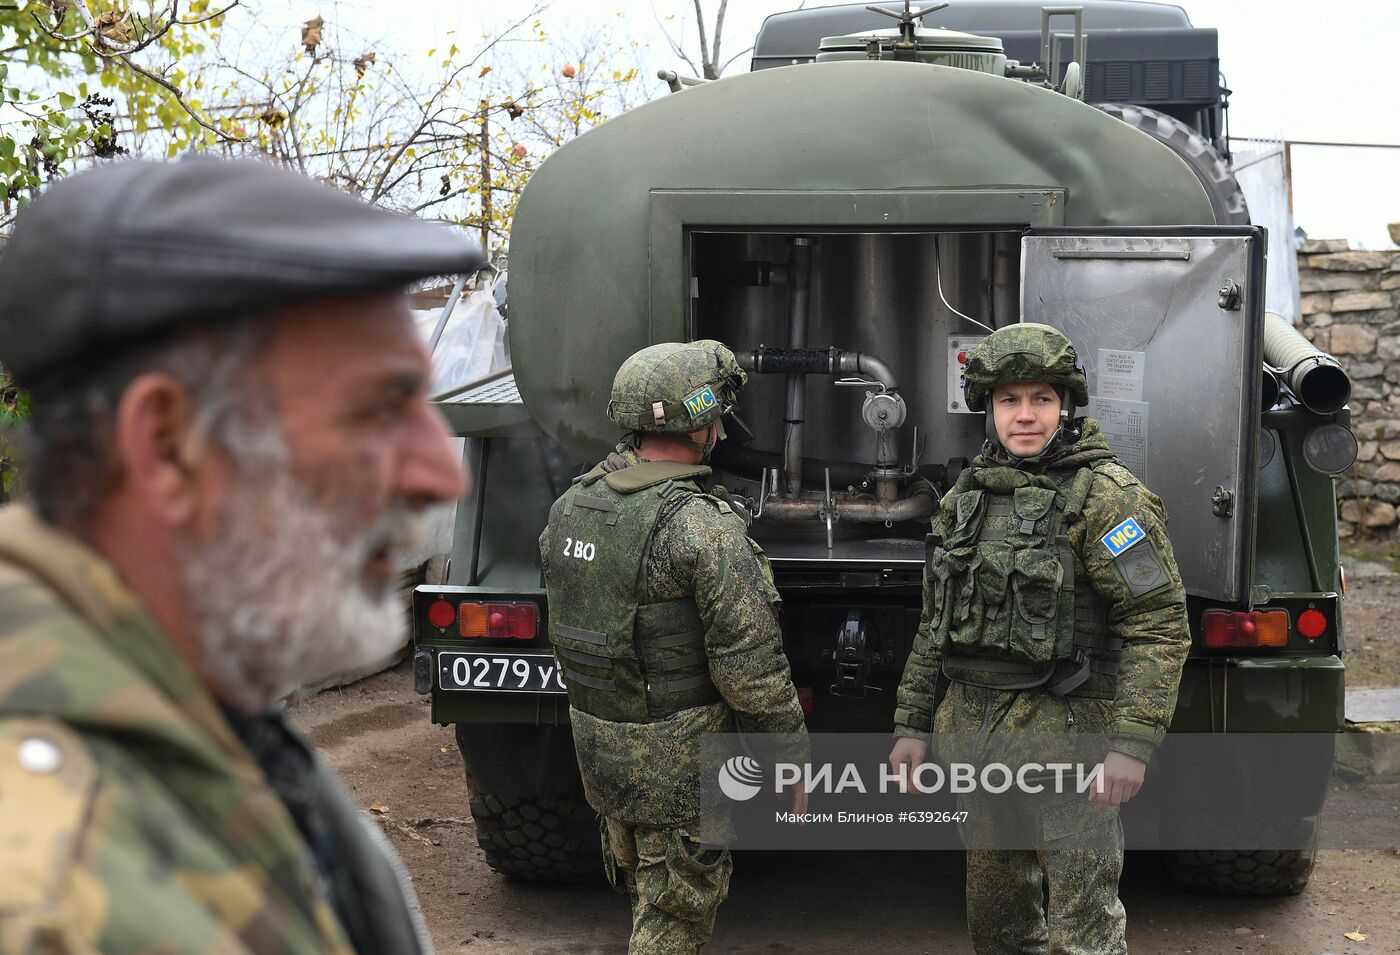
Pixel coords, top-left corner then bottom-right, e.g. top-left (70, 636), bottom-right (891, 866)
top-left (1170, 655), bottom-right (1345, 733)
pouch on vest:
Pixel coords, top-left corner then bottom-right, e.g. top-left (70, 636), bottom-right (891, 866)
top-left (946, 489), bottom-right (986, 547)
top-left (1011, 486), bottom-right (1056, 537)
top-left (1009, 548), bottom-right (1065, 666)
top-left (939, 471), bottom-right (1078, 681)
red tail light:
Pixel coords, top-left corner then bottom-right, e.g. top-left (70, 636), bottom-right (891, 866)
top-left (457, 601), bottom-right (538, 639)
top-left (1296, 609), bottom-right (1327, 640)
top-left (426, 599), bottom-right (456, 630)
top-left (1201, 609), bottom-right (1290, 649)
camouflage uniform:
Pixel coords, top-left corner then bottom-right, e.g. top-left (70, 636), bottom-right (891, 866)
top-left (893, 325), bottom-right (1189, 955)
top-left (540, 341), bottom-right (808, 955)
top-left (0, 506), bottom-right (432, 954)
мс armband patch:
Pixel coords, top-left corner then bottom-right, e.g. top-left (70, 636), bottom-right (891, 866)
top-left (1100, 517), bottom-right (1146, 557)
top-left (1113, 542), bottom-right (1171, 597)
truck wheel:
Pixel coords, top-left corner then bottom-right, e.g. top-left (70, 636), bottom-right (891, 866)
top-left (1166, 816), bottom-right (1318, 896)
top-left (1094, 103), bottom-right (1250, 226)
top-left (468, 791), bottom-right (601, 882)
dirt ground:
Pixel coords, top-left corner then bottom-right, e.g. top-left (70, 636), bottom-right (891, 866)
top-left (289, 564), bottom-right (1400, 955)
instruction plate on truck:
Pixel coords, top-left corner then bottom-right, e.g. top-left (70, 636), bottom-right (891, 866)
top-left (438, 651), bottom-right (568, 693)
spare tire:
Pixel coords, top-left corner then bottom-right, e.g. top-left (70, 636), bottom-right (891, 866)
top-left (1094, 103), bottom-right (1250, 225)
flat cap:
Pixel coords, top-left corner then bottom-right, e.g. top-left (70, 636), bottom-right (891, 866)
top-left (0, 157), bottom-right (485, 387)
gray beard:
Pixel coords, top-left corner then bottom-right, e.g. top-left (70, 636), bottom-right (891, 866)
top-left (181, 459), bottom-right (428, 714)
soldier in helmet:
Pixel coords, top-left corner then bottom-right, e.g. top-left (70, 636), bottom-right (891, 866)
top-left (539, 339), bottom-right (809, 954)
top-left (889, 323), bottom-right (1189, 954)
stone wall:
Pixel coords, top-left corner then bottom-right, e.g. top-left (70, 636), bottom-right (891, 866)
top-left (1295, 225), bottom-right (1400, 536)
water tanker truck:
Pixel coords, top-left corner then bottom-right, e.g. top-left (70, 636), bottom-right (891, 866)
top-left (412, 0), bottom-right (1357, 895)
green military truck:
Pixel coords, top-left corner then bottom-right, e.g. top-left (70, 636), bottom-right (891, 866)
top-left (412, 0), bottom-right (1355, 894)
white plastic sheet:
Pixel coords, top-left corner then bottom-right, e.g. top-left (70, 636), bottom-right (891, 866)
top-left (412, 274), bottom-right (509, 397)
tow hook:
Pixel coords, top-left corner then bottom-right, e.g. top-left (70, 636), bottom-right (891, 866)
top-left (831, 610), bottom-right (881, 698)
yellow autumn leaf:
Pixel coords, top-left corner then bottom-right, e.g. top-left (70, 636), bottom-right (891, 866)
top-left (1345, 929), bottom-right (1368, 941)
top-left (369, 800), bottom-right (389, 814)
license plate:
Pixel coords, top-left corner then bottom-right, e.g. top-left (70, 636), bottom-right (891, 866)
top-left (437, 651), bottom-right (567, 694)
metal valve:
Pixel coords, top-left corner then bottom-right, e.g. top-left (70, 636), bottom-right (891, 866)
top-left (862, 391), bottom-right (907, 432)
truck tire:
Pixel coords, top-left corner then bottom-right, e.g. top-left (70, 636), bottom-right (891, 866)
top-left (1093, 103), bottom-right (1250, 226)
top-left (1166, 816), bottom-right (1318, 896)
top-left (468, 791), bottom-right (602, 882)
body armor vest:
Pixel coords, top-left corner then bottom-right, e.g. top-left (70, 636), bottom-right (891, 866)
top-left (545, 461), bottom-right (721, 724)
top-left (928, 462), bottom-right (1119, 697)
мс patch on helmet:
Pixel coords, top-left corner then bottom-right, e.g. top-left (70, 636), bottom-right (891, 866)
top-left (607, 340), bottom-right (747, 433)
top-left (962, 323), bottom-right (1089, 413)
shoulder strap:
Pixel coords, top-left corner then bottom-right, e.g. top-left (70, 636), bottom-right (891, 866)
top-left (604, 460), bottom-right (712, 494)
top-left (1056, 466), bottom-right (1098, 527)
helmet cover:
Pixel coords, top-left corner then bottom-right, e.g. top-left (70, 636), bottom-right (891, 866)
top-left (607, 339), bottom-right (747, 433)
top-left (962, 322), bottom-right (1088, 413)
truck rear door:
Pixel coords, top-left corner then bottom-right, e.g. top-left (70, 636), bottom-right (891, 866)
top-left (1020, 226), bottom-right (1266, 603)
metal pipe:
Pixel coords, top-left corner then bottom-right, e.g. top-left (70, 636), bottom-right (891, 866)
top-left (710, 443), bottom-right (870, 488)
top-left (737, 346), bottom-right (898, 391)
top-left (1278, 427), bottom-right (1323, 593)
top-left (657, 69), bottom-right (708, 93)
top-left (843, 352), bottom-right (898, 391)
top-left (428, 272), bottom-right (470, 353)
top-left (783, 238), bottom-right (813, 497)
top-left (466, 437), bottom-right (490, 586)
top-left (1261, 365), bottom-right (1280, 410)
top-left (760, 488), bottom-right (935, 524)
top-left (1262, 311), bottom-right (1351, 415)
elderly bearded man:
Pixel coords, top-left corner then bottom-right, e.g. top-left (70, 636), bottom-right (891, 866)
top-left (0, 158), bottom-right (482, 954)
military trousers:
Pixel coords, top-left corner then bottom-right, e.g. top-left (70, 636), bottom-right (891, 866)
top-left (602, 815), bottom-right (733, 955)
top-left (936, 683), bottom-right (1128, 955)
top-left (964, 818), bottom-right (1126, 955)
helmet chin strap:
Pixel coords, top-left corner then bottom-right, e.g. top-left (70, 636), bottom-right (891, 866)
top-left (674, 420), bottom-right (722, 462)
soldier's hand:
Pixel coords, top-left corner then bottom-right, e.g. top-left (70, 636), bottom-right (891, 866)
top-left (888, 737), bottom-right (929, 793)
top-left (788, 781), bottom-right (808, 817)
top-left (1089, 750), bottom-right (1146, 810)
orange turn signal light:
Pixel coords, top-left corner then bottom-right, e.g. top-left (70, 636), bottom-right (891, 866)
top-left (1201, 609), bottom-right (1289, 649)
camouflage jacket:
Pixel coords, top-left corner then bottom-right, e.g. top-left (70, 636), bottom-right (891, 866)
top-left (893, 420), bottom-right (1189, 763)
top-left (540, 448), bottom-right (809, 821)
top-left (0, 506), bottom-right (432, 955)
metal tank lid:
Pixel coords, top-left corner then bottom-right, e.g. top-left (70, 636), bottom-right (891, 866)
top-left (817, 26), bottom-right (1005, 54)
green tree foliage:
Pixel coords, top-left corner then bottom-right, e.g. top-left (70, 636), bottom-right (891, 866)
top-left (0, 0), bottom-right (240, 499)
top-left (1, 0), bottom-right (240, 224)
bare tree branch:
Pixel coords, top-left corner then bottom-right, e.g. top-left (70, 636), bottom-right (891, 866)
top-left (652, 2), bottom-right (702, 76)
top-left (721, 45), bottom-right (752, 72)
top-left (711, 0), bottom-right (727, 74)
top-left (691, 0), bottom-right (711, 77)
top-left (368, 3), bottom-right (543, 204)
top-left (27, 13), bottom-right (97, 43)
top-left (410, 184), bottom-right (477, 215)
top-left (177, 1), bottom-right (239, 27)
top-left (114, 50), bottom-right (241, 142)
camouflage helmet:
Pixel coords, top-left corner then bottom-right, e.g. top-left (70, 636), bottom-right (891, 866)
top-left (962, 323), bottom-right (1089, 413)
top-left (607, 339), bottom-right (747, 433)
